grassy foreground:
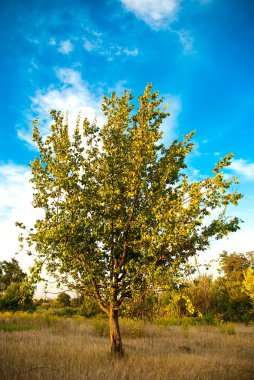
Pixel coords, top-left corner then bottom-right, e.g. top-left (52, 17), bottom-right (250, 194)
top-left (0, 313), bottom-right (253, 380)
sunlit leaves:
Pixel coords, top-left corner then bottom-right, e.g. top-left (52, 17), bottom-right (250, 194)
top-left (18, 85), bottom-right (242, 316)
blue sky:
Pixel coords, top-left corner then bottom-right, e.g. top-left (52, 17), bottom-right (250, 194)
top-left (0, 0), bottom-right (254, 273)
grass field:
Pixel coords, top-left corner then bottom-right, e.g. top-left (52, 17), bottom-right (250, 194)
top-left (0, 313), bottom-right (253, 380)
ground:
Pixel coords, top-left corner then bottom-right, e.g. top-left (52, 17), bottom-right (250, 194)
top-left (0, 313), bottom-right (253, 379)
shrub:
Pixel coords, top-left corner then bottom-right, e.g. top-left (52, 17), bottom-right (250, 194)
top-left (79, 296), bottom-right (101, 318)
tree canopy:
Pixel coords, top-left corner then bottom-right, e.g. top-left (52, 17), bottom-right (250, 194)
top-left (0, 258), bottom-right (26, 292)
top-left (0, 258), bottom-right (34, 311)
top-left (18, 84), bottom-right (242, 354)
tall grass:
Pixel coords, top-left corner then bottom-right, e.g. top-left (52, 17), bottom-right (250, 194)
top-left (0, 313), bottom-right (253, 379)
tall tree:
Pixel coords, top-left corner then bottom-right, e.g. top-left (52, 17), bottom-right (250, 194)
top-left (18, 85), bottom-right (242, 355)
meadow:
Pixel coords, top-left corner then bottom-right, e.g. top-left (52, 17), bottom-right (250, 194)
top-left (0, 312), bottom-right (254, 380)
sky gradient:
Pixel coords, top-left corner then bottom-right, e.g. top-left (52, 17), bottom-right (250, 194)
top-left (0, 0), bottom-right (254, 274)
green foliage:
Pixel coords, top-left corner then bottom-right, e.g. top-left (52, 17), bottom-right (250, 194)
top-left (212, 252), bottom-right (254, 321)
top-left (79, 296), bottom-right (101, 317)
top-left (185, 275), bottom-right (213, 316)
top-left (70, 297), bottom-right (83, 308)
top-left (242, 267), bottom-right (254, 303)
top-left (182, 252), bottom-right (254, 323)
top-left (0, 258), bottom-right (26, 292)
top-left (0, 282), bottom-right (34, 311)
top-left (18, 85), bottom-right (242, 322)
top-left (0, 319), bottom-right (36, 332)
top-left (56, 292), bottom-right (71, 307)
top-left (0, 258), bottom-right (34, 312)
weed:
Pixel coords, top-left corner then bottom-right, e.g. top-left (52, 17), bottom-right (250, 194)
top-left (93, 318), bottom-right (108, 337)
top-left (219, 322), bottom-right (236, 335)
top-left (182, 322), bottom-right (190, 338)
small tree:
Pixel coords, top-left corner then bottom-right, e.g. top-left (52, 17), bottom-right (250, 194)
top-left (0, 282), bottom-right (34, 311)
top-left (0, 258), bottom-right (26, 292)
top-left (0, 258), bottom-right (34, 311)
top-left (18, 85), bottom-right (242, 355)
top-left (56, 292), bottom-right (71, 307)
top-left (214, 251), bottom-right (254, 320)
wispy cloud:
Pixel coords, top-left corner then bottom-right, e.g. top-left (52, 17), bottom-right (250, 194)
top-left (227, 159), bottom-right (254, 181)
top-left (48, 37), bottom-right (56, 46)
top-left (161, 94), bottom-right (182, 144)
top-left (83, 39), bottom-right (99, 52)
top-left (120, 1), bottom-right (195, 54)
top-left (175, 29), bottom-right (194, 54)
top-left (83, 33), bottom-right (138, 59)
top-left (58, 40), bottom-right (74, 54)
top-left (120, 0), bottom-right (180, 29)
top-left (17, 69), bottom-right (103, 148)
top-left (123, 47), bottom-right (139, 56)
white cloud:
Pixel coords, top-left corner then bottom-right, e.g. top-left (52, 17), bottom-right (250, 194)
top-left (58, 40), bottom-right (74, 54)
top-left (0, 163), bottom-right (38, 271)
top-left (17, 68), bottom-right (104, 147)
top-left (227, 159), bottom-right (254, 181)
top-left (120, 0), bottom-right (180, 28)
top-left (120, 1), bottom-right (196, 54)
top-left (201, 227), bottom-right (254, 271)
top-left (161, 94), bottom-right (182, 144)
top-left (0, 164), bottom-right (30, 221)
top-left (123, 47), bottom-right (139, 56)
top-left (49, 37), bottom-right (56, 46)
top-left (0, 163), bottom-right (65, 296)
top-left (83, 39), bottom-right (100, 52)
top-left (16, 128), bottom-right (35, 149)
top-left (83, 35), bottom-right (139, 59)
top-left (175, 29), bottom-right (194, 54)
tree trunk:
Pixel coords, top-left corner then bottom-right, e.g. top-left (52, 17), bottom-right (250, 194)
top-left (109, 308), bottom-right (123, 356)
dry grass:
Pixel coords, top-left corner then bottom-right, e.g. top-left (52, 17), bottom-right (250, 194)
top-left (0, 314), bottom-right (254, 380)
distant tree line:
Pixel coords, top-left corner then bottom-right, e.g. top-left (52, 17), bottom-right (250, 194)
top-left (127, 251), bottom-right (254, 324)
top-left (1, 252), bottom-right (254, 323)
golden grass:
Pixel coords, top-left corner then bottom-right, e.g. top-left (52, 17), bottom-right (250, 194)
top-left (0, 315), bottom-right (253, 380)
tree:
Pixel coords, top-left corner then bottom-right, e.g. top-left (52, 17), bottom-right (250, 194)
top-left (243, 266), bottom-right (254, 303)
top-left (0, 258), bottom-right (34, 311)
top-left (56, 292), bottom-right (71, 307)
top-left (218, 251), bottom-right (253, 302)
top-left (186, 274), bottom-right (214, 316)
top-left (213, 251), bottom-right (254, 321)
top-left (0, 282), bottom-right (33, 311)
top-left (18, 84), bottom-right (242, 355)
top-left (0, 258), bottom-right (26, 292)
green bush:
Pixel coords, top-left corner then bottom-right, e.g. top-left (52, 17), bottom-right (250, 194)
top-left (0, 282), bottom-right (33, 311)
top-left (79, 296), bottom-right (101, 318)
top-left (202, 312), bottom-right (215, 325)
top-left (56, 292), bottom-right (71, 308)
